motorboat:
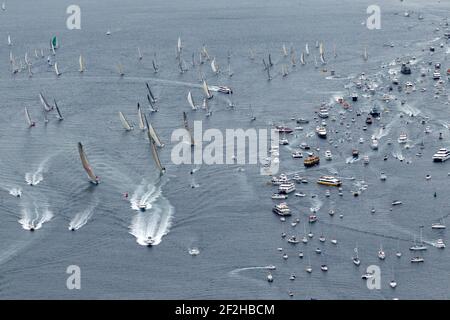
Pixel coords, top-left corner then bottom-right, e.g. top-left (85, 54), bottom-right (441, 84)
top-left (435, 239), bottom-right (446, 249)
top-left (272, 193), bottom-right (288, 200)
top-left (317, 176), bottom-right (342, 187)
top-left (365, 117), bottom-right (373, 125)
top-left (378, 247), bottom-right (386, 260)
top-left (318, 106), bottom-right (329, 118)
top-left (296, 118), bottom-right (310, 124)
top-left (298, 252), bottom-right (304, 258)
top-left (319, 235), bottom-right (326, 242)
top-left (295, 192), bottom-right (306, 197)
top-left (431, 220), bottom-right (446, 229)
top-left (292, 150), bottom-right (303, 158)
top-left (363, 155), bottom-right (370, 165)
top-left (138, 204), bottom-right (147, 211)
top-left (380, 172), bottom-right (387, 181)
top-left (400, 63), bottom-right (411, 75)
top-left (410, 257), bottom-right (424, 263)
top-left (315, 248), bottom-right (322, 254)
top-left (275, 126), bottom-right (293, 134)
top-left (144, 236), bottom-right (155, 246)
top-left (280, 138), bottom-right (289, 145)
top-left (287, 236), bottom-right (300, 244)
top-left (361, 272), bottom-right (374, 280)
top-left (392, 200), bottom-right (402, 206)
top-left (320, 265), bottom-right (328, 272)
top-left (433, 71), bottom-right (441, 80)
top-left (272, 203), bottom-right (292, 216)
top-left (371, 139), bottom-right (379, 150)
top-left (352, 149), bottom-right (359, 157)
top-left (324, 150), bottom-right (332, 160)
top-left (217, 86), bottom-right (233, 94)
top-left (308, 215), bottom-right (318, 223)
top-left (299, 143), bottom-right (311, 150)
top-left (267, 273), bottom-right (273, 282)
top-left (316, 126), bottom-right (327, 138)
top-left (389, 280), bottom-right (398, 289)
top-left (432, 148), bottom-right (450, 162)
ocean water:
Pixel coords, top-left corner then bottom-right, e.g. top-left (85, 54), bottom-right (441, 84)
top-left (0, 0), bottom-right (450, 299)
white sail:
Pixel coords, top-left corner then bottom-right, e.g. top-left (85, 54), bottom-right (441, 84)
top-left (1, 2), bottom-right (6, 10)
top-left (363, 47), bottom-right (368, 61)
top-left (137, 47), bottom-right (143, 60)
top-left (177, 37), bottom-right (182, 53)
top-left (119, 112), bottom-right (133, 131)
top-left (300, 52), bottom-right (305, 65)
top-left (50, 41), bottom-right (55, 55)
top-left (137, 103), bottom-right (145, 130)
top-left (282, 44), bottom-right (288, 57)
top-left (24, 52), bottom-right (29, 65)
top-left (249, 48), bottom-right (255, 60)
top-left (7, 34), bottom-right (11, 46)
top-left (39, 92), bottom-right (54, 111)
top-left (144, 114), bottom-right (165, 175)
top-left (34, 49), bottom-right (39, 58)
top-left (78, 142), bottom-right (99, 184)
top-left (319, 42), bottom-right (324, 56)
top-left (24, 107), bottom-right (33, 127)
top-left (54, 62), bottom-right (61, 76)
top-left (187, 91), bottom-right (197, 110)
top-left (305, 43), bottom-right (310, 55)
top-left (320, 53), bottom-right (326, 64)
top-left (79, 55), bottom-right (85, 72)
top-left (117, 63), bottom-right (124, 76)
top-left (201, 45), bottom-right (210, 60)
top-left (148, 121), bottom-right (163, 147)
top-left (202, 80), bottom-right (213, 99)
top-left (211, 57), bottom-right (219, 74)
top-left (146, 83), bottom-right (156, 102)
top-left (9, 51), bottom-right (13, 63)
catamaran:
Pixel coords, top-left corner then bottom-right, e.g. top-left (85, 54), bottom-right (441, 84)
top-left (25, 107), bottom-right (35, 128)
top-left (187, 91), bottom-right (198, 110)
top-left (78, 142), bottom-right (99, 184)
top-left (119, 112), bottom-right (133, 131)
top-left (54, 99), bottom-right (63, 120)
top-left (39, 92), bottom-right (54, 111)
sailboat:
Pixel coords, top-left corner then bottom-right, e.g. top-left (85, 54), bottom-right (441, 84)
top-left (300, 52), bottom-right (305, 65)
top-left (152, 59), bottom-right (159, 73)
top-left (290, 51), bottom-right (296, 67)
top-left (211, 57), bottom-right (219, 74)
top-left (319, 43), bottom-right (326, 64)
top-left (1, 2), bottom-right (6, 11)
top-left (147, 94), bottom-right (157, 112)
top-left (396, 239), bottom-right (402, 257)
top-left (281, 64), bottom-right (288, 77)
top-left (54, 62), bottom-right (61, 76)
top-left (202, 80), bottom-right (213, 99)
top-left (51, 36), bottom-right (59, 49)
top-left (146, 83), bottom-right (157, 103)
top-left (119, 112), bottom-right (133, 131)
top-left (144, 114), bottom-right (166, 175)
top-left (50, 40), bottom-right (56, 55)
top-left (201, 44), bottom-right (210, 61)
top-left (145, 117), bottom-right (163, 147)
top-left (7, 34), bottom-right (11, 46)
top-left (249, 104), bottom-right (256, 121)
top-left (177, 36), bottom-right (182, 56)
top-left (187, 91), bottom-right (198, 110)
top-left (203, 98), bottom-right (211, 117)
top-left (249, 48), bottom-right (255, 60)
top-left (39, 92), bottom-right (54, 111)
top-left (79, 55), bottom-right (85, 72)
top-left (227, 54), bottom-right (233, 77)
top-left (353, 246), bottom-right (361, 266)
top-left (389, 266), bottom-right (397, 288)
top-left (282, 44), bottom-right (288, 57)
top-left (54, 99), bottom-right (63, 120)
top-left (24, 107), bottom-right (35, 128)
top-left (363, 46), bottom-right (368, 61)
top-left (137, 47), bottom-right (143, 60)
top-left (137, 103), bottom-right (145, 130)
top-left (34, 49), bottom-right (39, 59)
top-left (183, 112), bottom-right (195, 146)
top-left (266, 66), bottom-right (272, 81)
top-left (78, 142), bottom-right (99, 184)
top-left (117, 63), bottom-right (124, 76)
top-left (409, 226), bottom-right (427, 251)
top-left (305, 43), bottom-right (310, 56)
top-left (268, 54), bottom-right (273, 67)
top-left (24, 52), bottom-right (30, 66)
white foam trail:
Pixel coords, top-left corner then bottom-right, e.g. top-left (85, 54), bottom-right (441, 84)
top-left (24, 156), bottom-right (53, 186)
top-left (310, 196), bottom-right (323, 212)
top-left (129, 200), bottom-right (174, 246)
top-left (372, 127), bottom-right (389, 140)
top-left (346, 156), bottom-right (360, 164)
top-left (18, 207), bottom-right (53, 231)
top-left (68, 203), bottom-right (96, 230)
top-left (129, 181), bottom-right (161, 211)
top-left (9, 188), bottom-right (22, 197)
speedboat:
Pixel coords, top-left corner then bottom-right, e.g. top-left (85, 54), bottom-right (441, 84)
top-left (433, 71), bottom-right (441, 80)
top-left (392, 200), bottom-right (402, 206)
top-left (298, 252), bottom-right (304, 258)
top-left (267, 273), bottom-right (273, 282)
top-left (432, 148), bottom-right (450, 162)
top-left (411, 257), bottom-right (424, 263)
top-left (144, 236), bottom-right (155, 246)
top-left (315, 248), bottom-right (322, 254)
top-left (389, 280), bottom-right (397, 288)
top-left (320, 265), bottom-right (328, 272)
top-left (378, 248), bottom-right (386, 260)
top-left (371, 139), bottom-right (379, 150)
top-left (275, 126), bottom-right (293, 134)
top-left (305, 266), bottom-right (313, 273)
top-left (308, 215), bottom-right (318, 223)
top-left (431, 221), bottom-right (446, 229)
top-left (292, 150), bottom-right (303, 158)
top-left (324, 150), bottom-right (332, 160)
top-left (272, 193), bottom-right (288, 200)
top-left (280, 138), bottom-right (289, 145)
top-left (138, 204), bottom-right (147, 211)
top-left (353, 256), bottom-right (361, 266)
top-left (380, 172), bottom-right (387, 181)
top-left (363, 155), bottom-right (370, 165)
top-left (295, 192), bottom-right (306, 197)
top-left (217, 86), bottom-right (233, 94)
top-left (319, 235), bottom-right (326, 242)
top-left (297, 118), bottom-right (310, 124)
top-left (435, 239), bottom-right (446, 248)
top-left (317, 176), bottom-right (342, 187)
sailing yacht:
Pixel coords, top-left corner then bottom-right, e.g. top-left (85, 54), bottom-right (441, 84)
top-left (183, 112), bottom-right (195, 146)
top-left (39, 92), bottom-right (54, 111)
top-left (137, 103), bottom-right (145, 130)
top-left (24, 107), bottom-right (35, 128)
top-left (137, 47), bottom-right (143, 60)
top-left (117, 63), bottom-right (124, 76)
top-left (78, 142), bottom-right (99, 184)
top-left (54, 99), bottom-right (63, 121)
top-left (79, 55), bottom-right (85, 72)
top-left (54, 62), bottom-right (61, 76)
top-left (211, 57), bottom-right (219, 74)
top-left (187, 91), bottom-right (198, 110)
top-left (119, 112), bottom-right (133, 131)
top-left (7, 34), bottom-right (11, 46)
top-left (144, 114), bottom-right (165, 175)
top-left (202, 80), bottom-right (213, 99)
top-left (409, 227), bottom-right (427, 251)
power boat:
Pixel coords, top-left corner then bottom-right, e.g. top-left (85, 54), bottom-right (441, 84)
top-left (320, 265), bottom-right (328, 272)
top-left (400, 63), bottom-right (411, 75)
top-left (272, 193), bottom-right (288, 200)
top-left (299, 143), bottom-right (311, 150)
top-left (144, 236), bottom-right (155, 246)
top-left (431, 220), bottom-right (446, 229)
top-left (308, 215), bottom-right (318, 223)
top-left (217, 86), bottom-right (233, 94)
top-left (287, 236), bottom-right (300, 244)
top-left (432, 148), bottom-right (450, 162)
top-left (315, 248), bottom-right (322, 254)
top-left (138, 204), bottom-right (147, 211)
top-left (318, 106), bottom-right (329, 118)
top-left (378, 247), bottom-right (386, 260)
top-left (316, 126), bottom-right (327, 138)
top-left (267, 273), bottom-right (273, 282)
top-left (317, 176), bottom-right (342, 187)
top-left (280, 137), bottom-right (289, 145)
top-left (324, 150), bottom-right (332, 160)
top-left (371, 139), bottom-right (379, 150)
top-left (363, 155), bottom-right (370, 165)
top-left (435, 239), bottom-right (446, 249)
top-left (275, 126), bottom-right (293, 134)
top-left (411, 257), bottom-right (424, 263)
top-left (398, 133), bottom-right (408, 144)
top-left (365, 117), bottom-right (373, 125)
top-left (319, 235), bottom-right (326, 242)
top-left (272, 203), bottom-right (292, 216)
top-left (380, 172), bottom-right (387, 181)
top-left (305, 265), bottom-right (313, 273)
top-left (433, 71), bottom-right (441, 80)
top-left (279, 182), bottom-right (296, 194)
top-left (295, 192), bottom-right (306, 197)
top-left (351, 93), bottom-right (358, 101)
top-left (361, 272), bottom-right (374, 280)
top-left (298, 252), bottom-right (304, 258)
top-left (389, 280), bottom-right (398, 289)
top-left (392, 200), bottom-right (402, 206)
top-left (296, 118), bottom-right (309, 124)
top-left (352, 149), bottom-right (359, 157)
top-left (291, 150), bottom-right (303, 158)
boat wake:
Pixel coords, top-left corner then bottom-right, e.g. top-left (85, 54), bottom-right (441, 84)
top-left (129, 181), bottom-right (174, 246)
top-left (310, 196), bottom-right (323, 212)
top-left (24, 156), bottom-right (53, 186)
top-left (68, 203), bottom-right (97, 231)
top-left (18, 206), bottom-right (53, 231)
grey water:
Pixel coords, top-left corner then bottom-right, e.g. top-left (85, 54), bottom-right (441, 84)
top-left (0, 0), bottom-right (449, 299)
